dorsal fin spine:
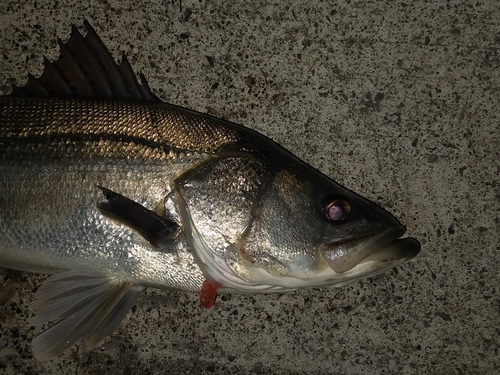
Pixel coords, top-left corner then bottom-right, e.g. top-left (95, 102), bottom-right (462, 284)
top-left (7, 19), bottom-right (160, 102)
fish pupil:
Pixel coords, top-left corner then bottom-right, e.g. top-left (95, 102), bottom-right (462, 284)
top-left (326, 199), bottom-right (350, 221)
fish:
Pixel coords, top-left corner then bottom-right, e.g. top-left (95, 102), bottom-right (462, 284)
top-left (0, 21), bottom-right (420, 360)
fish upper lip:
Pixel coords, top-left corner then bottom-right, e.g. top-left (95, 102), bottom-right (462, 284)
top-left (321, 225), bottom-right (408, 273)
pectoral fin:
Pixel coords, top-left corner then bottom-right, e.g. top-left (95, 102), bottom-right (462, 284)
top-left (97, 186), bottom-right (180, 247)
top-left (31, 271), bottom-right (143, 360)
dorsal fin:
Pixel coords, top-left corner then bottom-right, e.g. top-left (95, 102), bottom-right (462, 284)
top-left (9, 20), bottom-right (161, 101)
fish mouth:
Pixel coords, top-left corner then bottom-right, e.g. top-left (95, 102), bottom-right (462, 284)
top-left (321, 225), bottom-right (420, 273)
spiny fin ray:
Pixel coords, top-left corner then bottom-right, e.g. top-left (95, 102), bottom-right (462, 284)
top-left (9, 20), bottom-right (161, 101)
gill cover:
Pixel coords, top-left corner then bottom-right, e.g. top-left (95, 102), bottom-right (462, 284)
top-left (174, 155), bottom-right (276, 294)
top-left (173, 154), bottom-right (336, 293)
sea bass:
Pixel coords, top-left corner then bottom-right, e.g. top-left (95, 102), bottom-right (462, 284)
top-left (0, 21), bottom-right (420, 360)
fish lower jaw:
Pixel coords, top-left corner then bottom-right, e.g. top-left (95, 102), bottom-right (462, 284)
top-left (319, 236), bottom-right (421, 285)
top-left (321, 225), bottom-right (409, 273)
top-left (359, 237), bottom-right (421, 265)
top-left (195, 237), bottom-right (421, 294)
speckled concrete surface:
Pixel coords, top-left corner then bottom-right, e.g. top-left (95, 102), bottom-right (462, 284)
top-left (0, 1), bottom-right (498, 374)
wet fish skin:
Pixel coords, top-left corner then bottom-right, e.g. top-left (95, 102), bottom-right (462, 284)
top-left (0, 96), bottom-right (236, 289)
top-left (0, 96), bottom-right (299, 288)
top-left (0, 96), bottom-right (410, 289)
top-left (1, 96), bottom-right (419, 291)
top-left (0, 21), bottom-right (420, 360)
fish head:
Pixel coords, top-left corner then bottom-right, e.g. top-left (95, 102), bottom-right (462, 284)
top-left (174, 153), bottom-right (420, 293)
top-left (237, 163), bottom-right (420, 289)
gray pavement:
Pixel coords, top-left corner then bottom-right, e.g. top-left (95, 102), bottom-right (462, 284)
top-left (0, 1), bottom-right (498, 374)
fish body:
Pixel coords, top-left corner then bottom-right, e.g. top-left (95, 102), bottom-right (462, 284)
top-left (0, 21), bottom-right (420, 360)
top-left (0, 96), bottom-right (232, 290)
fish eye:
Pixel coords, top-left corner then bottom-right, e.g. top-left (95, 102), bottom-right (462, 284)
top-left (325, 199), bottom-right (351, 221)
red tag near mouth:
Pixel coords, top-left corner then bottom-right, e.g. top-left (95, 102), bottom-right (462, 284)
top-left (199, 279), bottom-right (219, 309)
